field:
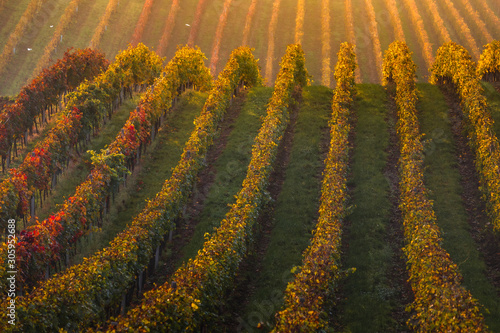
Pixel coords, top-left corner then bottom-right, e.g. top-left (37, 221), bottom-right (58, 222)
top-left (0, 0), bottom-right (498, 94)
top-left (0, 0), bottom-right (500, 332)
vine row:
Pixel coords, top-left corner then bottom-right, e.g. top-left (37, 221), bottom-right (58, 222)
top-left (0, 44), bottom-right (163, 230)
top-left (439, 0), bottom-right (481, 59)
top-left (130, 0), bottom-right (154, 46)
top-left (0, 0), bottom-right (50, 76)
top-left (401, 0), bottom-right (434, 69)
top-left (31, 0), bottom-right (85, 80)
top-left (156, 0), bottom-right (179, 56)
top-left (0, 48), bottom-right (108, 173)
top-left (90, 0), bottom-right (120, 49)
top-left (477, 40), bottom-right (500, 81)
top-left (385, 40), bottom-right (486, 331)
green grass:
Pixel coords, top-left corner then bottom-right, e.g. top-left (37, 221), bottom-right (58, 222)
top-left (418, 83), bottom-right (500, 331)
top-left (71, 90), bottom-right (207, 265)
top-left (238, 86), bottom-right (330, 332)
top-left (36, 95), bottom-right (142, 222)
top-left (337, 84), bottom-right (402, 332)
top-left (0, 0), bottom-right (71, 95)
top-left (179, 87), bottom-right (272, 263)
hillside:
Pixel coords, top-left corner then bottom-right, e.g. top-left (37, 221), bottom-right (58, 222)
top-left (0, 0), bottom-right (499, 95)
top-left (0, 0), bottom-right (500, 332)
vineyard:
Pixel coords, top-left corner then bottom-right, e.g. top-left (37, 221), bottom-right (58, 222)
top-left (1, 0), bottom-right (500, 332)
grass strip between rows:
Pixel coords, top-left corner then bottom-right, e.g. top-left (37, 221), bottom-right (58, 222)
top-left (418, 82), bottom-right (500, 331)
top-left (238, 84), bottom-right (331, 332)
top-left (2, 46), bottom-right (212, 291)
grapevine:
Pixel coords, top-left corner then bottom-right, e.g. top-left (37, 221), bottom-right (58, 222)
top-left (477, 40), bottom-right (500, 81)
top-left (345, 0), bottom-right (361, 83)
top-left (320, 0), bottom-right (331, 87)
top-left (156, 0), bottom-right (180, 56)
top-left (421, 0), bottom-right (452, 43)
top-left (364, 0), bottom-right (383, 83)
top-left (458, 0), bottom-right (494, 43)
top-left (295, 0), bottom-right (305, 44)
top-left (0, 44), bottom-right (162, 229)
top-left (90, 0), bottom-right (119, 49)
top-left (265, 0), bottom-right (282, 84)
top-left (209, 0), bottom-right (233, 75)
top-left (439, 0), bottom-right (481, 59)
top-left (400, 0), bottom-right (434, 70)
top-left (242, 0), bottom-right (258, 46)
top-left (0, 0), bottom-right (50, 76)
top-left (30, 0), bottom-right (85, 80)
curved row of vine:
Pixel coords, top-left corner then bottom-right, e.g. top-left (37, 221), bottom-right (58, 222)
top-left (0, 48), bottom-right (108, 172)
